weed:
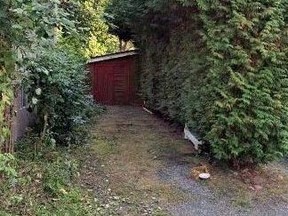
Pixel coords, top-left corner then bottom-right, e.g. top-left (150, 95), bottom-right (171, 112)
top-left (0, 134), bottom-right (119, 216)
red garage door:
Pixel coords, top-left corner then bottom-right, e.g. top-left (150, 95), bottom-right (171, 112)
top-left (88, 51), bottom-right (138, 105)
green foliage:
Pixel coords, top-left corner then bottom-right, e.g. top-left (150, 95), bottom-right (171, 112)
top-left (0, 0), bottom-right (76, 150)
top-left (107, 0), bottom-right (288, 165)
top-left (0, 153), bottom-right (17, 179)
top-left (0, 0), bottom-right (118, 213)
top-left (35, 189), bottom-right (96, 216)
top-left (104, 0), bottom-right (171, 44)
top-left (60, 0), bottom-right (118, 57)
top-left (105, 0), bottom-right (138, 41)
top-left (0, 153), bottom-right (19, 215)
top-left (197, 0), bottom-right (288, 165)
top-left (0, 0), bottom-right (116, 150)
top-left (23, 48), bottom-right (93, 145)
top-left (0, 138), bottom-right (107, 216)
top-left (0, 0), bottom-right (16, 149)
top-left (42, 155), bottom-right (78, 196)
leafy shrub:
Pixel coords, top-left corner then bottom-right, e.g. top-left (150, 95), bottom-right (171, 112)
top-left (0, 137), bottom-right (104, 216)
top-left (23, 48), bottom-right (94, 146)
top-left (0, 153), bottom-right (19, 213)
top-left (0, 153), bottom-right (17, 180)
top-left (106, 0), bottom-right (288, 166)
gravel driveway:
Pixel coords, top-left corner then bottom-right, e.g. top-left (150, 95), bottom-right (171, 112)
top-left (80, 106), bottom-right (288, 216)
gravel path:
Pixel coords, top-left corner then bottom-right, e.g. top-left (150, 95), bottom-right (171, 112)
top-left (160, 164), bottom-right (288, 216)
top-left (82, 106), bottom-right (288, 216)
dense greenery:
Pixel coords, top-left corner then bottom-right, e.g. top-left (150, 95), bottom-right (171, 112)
top-left (60, 0), bottom-right (118, 57)
top-left (197, 0), bottom-right (288, 166)
top-left (106, 0), bottom-right (288, 166)
top-left (0, 0), bottom-right (117, 150)
top-left (23, 48), bottom-right (93, 146)
top-left (0, 0), bottom-right (116, 214)
top-left (0, 139), bottom-right (108, 215)
top-left (0, 0), bottom-right (17, 152)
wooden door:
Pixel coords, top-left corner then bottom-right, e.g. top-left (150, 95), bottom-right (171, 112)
top-left (92, 58), bottom-right (134, 105)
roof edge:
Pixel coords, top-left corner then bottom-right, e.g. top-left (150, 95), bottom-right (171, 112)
top-left (87, 50), bottom-right (139, 64)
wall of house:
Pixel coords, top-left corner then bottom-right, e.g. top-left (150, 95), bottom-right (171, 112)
top-left (11, 88), bottom-right (35, 142)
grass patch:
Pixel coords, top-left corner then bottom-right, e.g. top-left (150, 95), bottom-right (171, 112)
top-left (231, 194), bottom-right (252, 208)
top-left (0, 134), bottom-right (120, 216)
top-left (90, 137), bottom-right (118, 157)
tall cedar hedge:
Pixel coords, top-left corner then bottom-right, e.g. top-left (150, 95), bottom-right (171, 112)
top-left (106, 0), bottom-right (288, 165)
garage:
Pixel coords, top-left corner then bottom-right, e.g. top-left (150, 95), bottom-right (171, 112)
top-left (88, 50), bottom-right (139, 105)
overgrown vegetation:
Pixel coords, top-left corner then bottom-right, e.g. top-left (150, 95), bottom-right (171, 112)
top-left (0, 0), bottom-right (117, 214)
top-left (0, 0), bottom-right (118, 149)
top-left (106, 0), bottom-right (288, 166)
top-left (1, 0), bottom-right (288, 213)
top-left (0, 0), bottom-right (17, 152)
top-left (60, 0), bottom-right (118, 57)
top-left (23, 48), bottom-right (93, 146)
top-left (0, 137), bottom-right (113, 215)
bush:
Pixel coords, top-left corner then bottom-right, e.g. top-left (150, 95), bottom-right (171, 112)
top-left (0, 153), bottom-right (17, 180)
top-left (197, 0), bottom-right (288, 166)
top-left (106, 0), bottom-right (288, 166)
top-left (23, 48), bottom-right (94, 146)
top-left (0, 138), bottom-right (105, 216)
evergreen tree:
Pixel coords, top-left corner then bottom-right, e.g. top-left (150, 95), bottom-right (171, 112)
top-left (106, 0), bottom-right (288, 166)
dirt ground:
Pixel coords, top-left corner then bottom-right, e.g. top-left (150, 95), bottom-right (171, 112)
top-left (79, 106), bottom-right (288, 216)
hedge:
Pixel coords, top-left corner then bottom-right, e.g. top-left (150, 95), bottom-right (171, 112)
top-left (106, 0), bottom-right (288, 166)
